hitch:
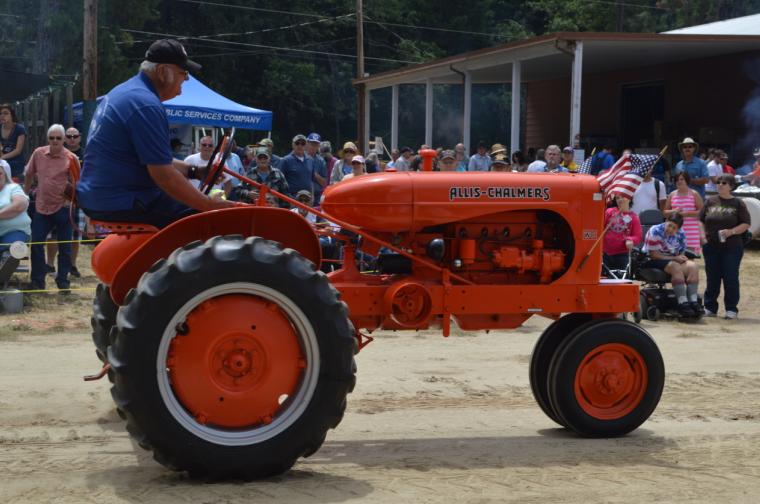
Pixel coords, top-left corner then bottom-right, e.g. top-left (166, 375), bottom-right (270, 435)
top-left (354, 330), bottom-right (374, 352)
top-left (83, 362), bottom-right (111, 382)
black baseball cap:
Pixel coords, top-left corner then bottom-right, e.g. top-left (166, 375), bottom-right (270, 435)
top-left (145, 39), bottom-right (201, 73)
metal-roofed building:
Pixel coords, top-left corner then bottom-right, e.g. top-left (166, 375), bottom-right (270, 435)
top-left (355, 17), bottom-right (760, 162)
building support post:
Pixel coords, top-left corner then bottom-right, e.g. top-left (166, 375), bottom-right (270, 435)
top-left (391, 84), bottom-right (399, 152)
top-left (569, 40), bottom-right (584, 147)
top-left (364, 88), bottom-right (371, 152)
top-left (424, 79), bottom-right (433, 147)
top-left (510, 60), bottom-right (522, 157)
top-left (463, 71), bottom-right (472, 153)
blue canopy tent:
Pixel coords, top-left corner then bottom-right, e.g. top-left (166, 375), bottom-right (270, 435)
top-left (70, 76), bottom-right (272, 130)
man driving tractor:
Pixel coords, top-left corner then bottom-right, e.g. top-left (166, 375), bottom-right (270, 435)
top-left (76, 39), bottom-right (236, 228)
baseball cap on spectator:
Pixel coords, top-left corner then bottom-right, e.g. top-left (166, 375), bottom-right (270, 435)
top-left (342, 141), bottom-right (358, 153)
top-left (296, 189), bottom-right (313, 201)
top-left (320, 141), bottom-right (332, 153)
top-left (259, 138), bottom-right (273, 147)
top-left (440, 150), bottom-right (456, 160)
top-left (351, 155), bottom-right (365, 164)
top-left (145, 39), bottom-right (201, 73)
top-left (255, 147), bottom-right (270, 159)
top-left (562, 146), bottom-right (574, 153)
top-left (307, 133), bottom-right (321, 143)
top-left (292, 134), bottom-right (307, 143)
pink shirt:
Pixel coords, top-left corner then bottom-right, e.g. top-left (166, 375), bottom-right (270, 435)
top-left (603, 208), bottom-right (642, 255)
top-left (24, 146), bottom-right (78, 215)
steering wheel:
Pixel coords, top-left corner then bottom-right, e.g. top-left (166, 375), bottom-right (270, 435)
top-left (199, 127), bottom-right (236, 195)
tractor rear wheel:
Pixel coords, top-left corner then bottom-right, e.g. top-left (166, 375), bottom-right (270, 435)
top-left (91, 283), bottom-right (118, 364)
top-left (108, 236), bottom-right (356, 479)
top-left (529, 314), bottom-right (593, 427)
top-left (547, 319), bottom-right (664, 437)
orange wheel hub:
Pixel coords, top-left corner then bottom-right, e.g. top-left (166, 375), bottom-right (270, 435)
top-left (167, 294), bottom-right (305, 428)
top-left (574, 343), bottom-right (647, 420)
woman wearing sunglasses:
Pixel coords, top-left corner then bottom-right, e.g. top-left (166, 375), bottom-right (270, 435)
top-left (698, 174), bottom-right (751, 319)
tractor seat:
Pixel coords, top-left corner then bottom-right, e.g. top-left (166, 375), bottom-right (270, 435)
top-left (89, 220), bottom-right (159, 235)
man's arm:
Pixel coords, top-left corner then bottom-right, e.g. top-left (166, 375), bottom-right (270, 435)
top-left (147, 164), bottom-right (235, 212)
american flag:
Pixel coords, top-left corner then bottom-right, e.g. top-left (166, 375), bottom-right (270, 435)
top-left (597, 153), bottom-right (659, 200)
top-left (577, 153), bottom-right (594, 174)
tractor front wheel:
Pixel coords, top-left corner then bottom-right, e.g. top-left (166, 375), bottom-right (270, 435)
top-left (547, 319), bottom-right (664, 437)
top-left (108, 236), bottom-right (356, 479)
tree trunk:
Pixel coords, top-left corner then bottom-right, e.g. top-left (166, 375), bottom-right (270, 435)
top-left (33, 0), bottom-right (61, 74)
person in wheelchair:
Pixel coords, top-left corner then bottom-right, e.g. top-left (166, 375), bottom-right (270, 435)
top-left (603, 193), bottom-right (642, 275)
top-left (642, 212), bottom-right (702, 318)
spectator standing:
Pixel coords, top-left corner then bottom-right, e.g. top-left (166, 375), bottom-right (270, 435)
top-left (544, 145), bottom-right (568, 173)
top-left (632, 170), bottom-right (667, 215)
top-left (51, 126), bottom-right (86, 277)
top-left (0, 163), bottom-right (31, 256)
top-left (65, 128), bottom-right (84, 163)
top-left (511, 151), bottom-right (528, 172)
top-left (320, 141), bottom-right (337, 183)
top-left (526, 149), bottom-right (547, 172)
top-left (0, 103), bottom-right (27, 181)
top-left (365, 150), bottom-right (381, 174)
top-left (330, 141), bottom-right (358, 184)
top-left (184, 135), bottom-right (232, 197)
top-left (665, 171), bottom-right (703, 253)
top-left (393, 147), bottom-right (412, 171)
top-left (454, 143), bottom-right (468, 171)
top-left (590, 145), bottom-right (615, 175)
top-left (603, 194), bottom-right (642, 271)
top-left (717, 151), bottom-right (735, 175)
top-left (232, 147), bottom-right (289, 207)
top-left (279, 134), bottom-right (315, 199)
top-left (306, 133), bottom-right (327, 202)
top-left (387, 148), bottom-right (400, 169)
top-left (439, 150), bottom-right (457, 171)
top-left (490, 153), bottom-right (510, 171)
top-left (341, 155), bottom-right (366, 181)
top-left (560, 146), bottom-right (578, 172)
top-left (23, 124), bottom-right (79, 291)
top-left (468, 141), bottom-right (491, 171)
top-left (259, 138), bottom-right (281, 168)
top-left (704, 148), bottom-right (724, 193)
top-left (699, 174), bottom-right (751, 319)
top-left (673, 137), bottom-right (709, 200)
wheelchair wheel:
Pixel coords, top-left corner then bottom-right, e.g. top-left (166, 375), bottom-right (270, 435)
top-left (646, 305), bottom-right (660, 321)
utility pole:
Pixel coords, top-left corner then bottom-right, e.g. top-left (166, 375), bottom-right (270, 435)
top-left (83, 0), bottom-right (98, 143)
top-left (615, 0), bottom-right (624, 32)
top-left (355, 0), bottom-right (366, 152)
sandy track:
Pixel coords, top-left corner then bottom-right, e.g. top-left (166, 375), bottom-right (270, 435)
top-left (2, 248), bottom-right (760, 502)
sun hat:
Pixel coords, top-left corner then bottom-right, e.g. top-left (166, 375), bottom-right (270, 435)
top-left (342, 141), bottom-right (358, 152)
top-left (492, 153), bottom-right (509, 164)
top-left (490, 143), bottom-right (507, 156)
top-left (678, 137), bottom-right (699, 150)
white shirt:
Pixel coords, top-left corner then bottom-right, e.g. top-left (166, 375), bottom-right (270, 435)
top-left (0, 159), bottom-right (10, 181)
top-left (184, 152), bottom-right (231, 192)
top-left (705, 160), bottom-right (723, 193)
top-left (632, 178), bottom-right (666, 215)
top-left (526, 160), bottom-right (547, 172)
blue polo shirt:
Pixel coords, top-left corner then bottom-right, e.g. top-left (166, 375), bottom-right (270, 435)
top-left (77, 72), bottom-right (173, 211)
top-left (674, 157), bottom-right (709, 200)
top-left (279, 152), bottom-right (314, 197)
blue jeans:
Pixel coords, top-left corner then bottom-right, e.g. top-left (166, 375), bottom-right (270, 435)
top-left (81, 193), bottom-right (195, 229)
top-left (31, 207), bottom-right (72, 288)
top-left (702, 242), bottom-right (744, 314)
top-left (0, 230), bottom-right (29, 254)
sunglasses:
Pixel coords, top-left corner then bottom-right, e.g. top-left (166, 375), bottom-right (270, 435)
top-left (294, 140), bottom-right (306, 146)
top-left (200, 143), bottom-right (214, 148)
top-left (344, 149), bottom-right (356, 154)
top-left (66, 134), bottom-right (80, 139)
top-left (48, 136), bottom-right (62, 140)
top-left (717, 181), bottom-right (731, 185)
top-left (682, 145), bottom-right (695, 149)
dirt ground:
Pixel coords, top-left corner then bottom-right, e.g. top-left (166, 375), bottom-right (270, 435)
top-left (2, 246), bottom-right (760, 503)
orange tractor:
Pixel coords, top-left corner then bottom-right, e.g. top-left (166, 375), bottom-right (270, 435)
top-left (86, 137), bottom-right (663, 479)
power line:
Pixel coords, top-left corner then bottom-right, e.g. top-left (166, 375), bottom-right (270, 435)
top-left (120, 28), bottom-right (418, 64)
top-left (582, 0), bottom-right (671, 10)
top-left (176, 0), bottom-right (332, 19)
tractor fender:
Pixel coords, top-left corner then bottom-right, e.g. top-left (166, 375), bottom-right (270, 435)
top-left (107, 206), bottom-right (321, 305)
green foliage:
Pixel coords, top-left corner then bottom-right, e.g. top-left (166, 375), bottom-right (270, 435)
top-left (5, 0), bottom-right (760, 150)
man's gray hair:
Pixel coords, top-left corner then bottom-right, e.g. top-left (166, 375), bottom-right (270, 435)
top-left (47, 124), bottom-right (65, 137)
top-left (545, 144), bottom-right (561, 154)
top-left (139, 60), bottom-right (159, 74)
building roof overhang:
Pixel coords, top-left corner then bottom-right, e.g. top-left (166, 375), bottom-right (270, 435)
top-left (355, 32), bottom-right (760, 90)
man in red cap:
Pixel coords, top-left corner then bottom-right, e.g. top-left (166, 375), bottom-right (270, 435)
top-left (77, 39), bottom-right (235, 228)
